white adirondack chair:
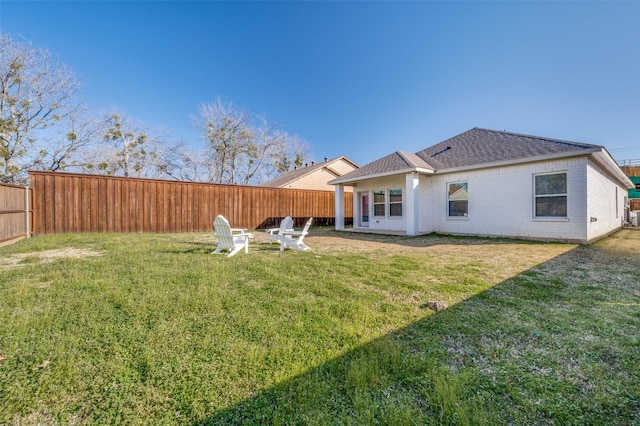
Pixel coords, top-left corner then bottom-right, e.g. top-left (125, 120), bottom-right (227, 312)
top-left (281, 217), bottom-right (313, 252)
top-left (212, 215), bottom-right (254, 257)
top-left (265, 216), bottom-right (294, 244)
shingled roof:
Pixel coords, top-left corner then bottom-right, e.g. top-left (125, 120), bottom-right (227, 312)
top-left (331, 128), bottom-right (604, 185)
top-left (415, 128), bottom-right (600, 170)
top-left (333, 151), bottom-right (434, 182)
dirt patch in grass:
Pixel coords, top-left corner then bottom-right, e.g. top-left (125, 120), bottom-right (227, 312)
top-left (198, 227), bottom-right (580, 281)
top-left (305, 229), bottom-right (578, 280)
top-left (0, 247), bottom-right (102, 269)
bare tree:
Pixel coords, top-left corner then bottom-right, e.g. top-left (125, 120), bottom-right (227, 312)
top-left (91, 111), bottom-right (178, 178)
top-left (193, 98), bottom-right (310, 185)
top-left (237, 115), bottom-right (289, 185)
top-left (193, 99), bottom-right (253, 184)
top-left (30, 106), bottom-right (102, 173)
top-left (102, 112), bottom-right (148, 177)
top-left (0, 33), bottom-right (80, 184)
top-left (155, 144), bottom-right (210, 182)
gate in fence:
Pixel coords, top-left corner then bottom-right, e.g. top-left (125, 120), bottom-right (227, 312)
top-left (0, 183), bottom-right (31, 245)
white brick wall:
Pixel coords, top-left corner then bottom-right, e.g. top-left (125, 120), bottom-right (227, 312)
top-left (347, 155), bottom-right (625, 243)
top-left (585, 159), bottom-right (626, 241)
top-left (419, 157), bottom-right (592, 243)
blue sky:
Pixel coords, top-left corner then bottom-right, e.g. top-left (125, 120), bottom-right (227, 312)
top-left (2, 1), bottom-right (639, 166)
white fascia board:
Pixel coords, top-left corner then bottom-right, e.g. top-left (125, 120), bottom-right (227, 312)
top-left (434, 148), bottom-right (602, 175)
top-left (590, 150), bottom-right (634, 188)
top-left (329, 167), bottom-right (434, 186)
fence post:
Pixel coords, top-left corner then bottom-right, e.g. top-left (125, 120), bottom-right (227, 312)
top-left (25, 186), bottom-right (31, 238)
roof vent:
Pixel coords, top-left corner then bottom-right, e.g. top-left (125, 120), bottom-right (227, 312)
top-left (325, 157), bottom-right (328, 162)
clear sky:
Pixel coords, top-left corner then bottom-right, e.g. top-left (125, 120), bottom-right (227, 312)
top-left (1, 1), bottom-right (639, 167)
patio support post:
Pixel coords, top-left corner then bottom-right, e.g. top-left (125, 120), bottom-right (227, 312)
top-left (335, 184), bottom-right (345, 230)
top-left (405, 172), bottom-right (420, 236)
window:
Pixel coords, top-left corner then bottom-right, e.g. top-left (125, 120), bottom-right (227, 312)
top-left (373, 190), bottom-right (385, 216)
top-left (448, 182), bottom-right (468, 217)
top-left (389, 189), bottom-right (402, 216)
top-left (534, 172), bottom-right (567, 217)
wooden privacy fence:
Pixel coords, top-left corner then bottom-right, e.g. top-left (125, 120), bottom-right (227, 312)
top-left (620, 165), bottom-right (640, 177)
top-left (29, 171), bottom-right (353, 236)
top-left (631, 198), bottom-right (640, 212)
top-left (0, 183), bottom-right (31, 244)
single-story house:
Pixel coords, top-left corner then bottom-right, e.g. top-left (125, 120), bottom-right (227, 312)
top-left (261, 156), bottom-right (359, 192)
top-left (330, 128), bottom-right (634, 244)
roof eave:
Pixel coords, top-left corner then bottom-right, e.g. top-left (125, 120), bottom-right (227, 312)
top-left (322, 166), bottom-right (343, 178)
top-left (589, 149), bottom-right (634, 189)
top-left (330, 167), bottom-right (434, 186)
top-left (330, 147), bottom-right (632, 187)
top-left (334, 156), bottom-right (361, 168)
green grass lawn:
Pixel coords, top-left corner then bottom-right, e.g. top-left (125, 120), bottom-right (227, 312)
top-left (1, 229), bottom-right (639, 425)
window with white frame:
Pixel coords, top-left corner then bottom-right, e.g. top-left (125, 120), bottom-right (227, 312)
top-left (389, 189), bottom-right (402, 217)
top-left (447, 182), bottom-right (468, 217)
top-left (534, 172), bottom-right (567, 217)
top-left (373, 190), bottom-right (385, 216)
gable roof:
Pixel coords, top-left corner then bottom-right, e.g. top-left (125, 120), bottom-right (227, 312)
top-left (333, 151), bottom-right (434, 182)
top-left (261, 156), bottom-right (359, 188)
top-left (330, 128), bottom-right (624, 185)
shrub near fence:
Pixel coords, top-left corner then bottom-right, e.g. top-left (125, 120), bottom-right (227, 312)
top-left (29, 171), bottom-right (353, 236)
top-left (0, 183), bottom-right (31, 244)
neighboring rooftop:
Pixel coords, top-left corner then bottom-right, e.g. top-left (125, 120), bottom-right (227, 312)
top-left (261, 156), bottom-right (359, 190)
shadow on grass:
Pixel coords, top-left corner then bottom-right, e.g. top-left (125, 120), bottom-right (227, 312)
top-left (169, 240), bottom-right (304, 256)
top-left (193, 230), bottom-right (640, 425)
top-left (320, 227), bottom-right (558, 247)
top-left (183, 226), bottom-right (550, 253)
